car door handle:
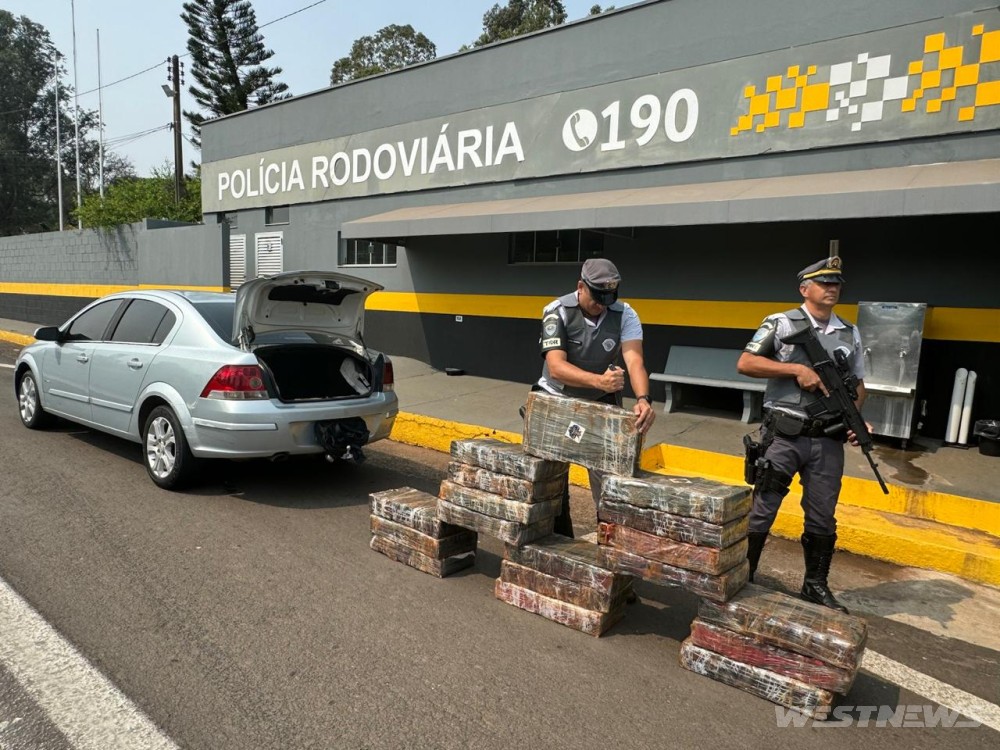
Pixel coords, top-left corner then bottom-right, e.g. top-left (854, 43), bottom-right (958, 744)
top-left (76, 354), bottom-right (89, 364)
top-left (127, 358), bottom-right (144, 370)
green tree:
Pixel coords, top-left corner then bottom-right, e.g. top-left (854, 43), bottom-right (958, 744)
top-left (471, 0), bottom-right (567, 48)
top-left (180, 0), bottom-right (291, 151)
top-left (589, 4), bottom-right (615, 13)
top-left (0, 11), bottom-right (117, 235)
top-left (330, 24), bottom-right (436, 85)
top-left (75, 166), bottom-right (202, 228)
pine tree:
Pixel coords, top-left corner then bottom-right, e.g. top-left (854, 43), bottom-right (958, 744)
top-left (180, 0), bottom-right (290, 151)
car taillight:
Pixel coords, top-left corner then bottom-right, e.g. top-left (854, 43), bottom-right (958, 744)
top-left (200, 365), bottom-right (269, 400)
top-left (382, 357), bottom-right (394, 392)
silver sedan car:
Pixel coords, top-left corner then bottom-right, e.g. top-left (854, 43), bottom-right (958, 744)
top-left (14, 271), bottom-right (399, 489)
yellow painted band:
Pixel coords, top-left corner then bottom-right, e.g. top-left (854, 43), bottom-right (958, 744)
top-left (367, 292), bottom-right (999, 343)
top-left (0, 331), bottom-right (35, 346)
top-left (2, 285), bottom-right (998, 342)
top-left (0, 282), bottom-right (228, 297)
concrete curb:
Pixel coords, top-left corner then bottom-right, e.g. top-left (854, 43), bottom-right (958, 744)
top-left (0, 330), bottom-right (35, 347)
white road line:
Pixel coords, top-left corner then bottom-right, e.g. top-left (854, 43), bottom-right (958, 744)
top-left (863, 649), bottom-right (1000, 732)
top-left (0, 577), bottom-right (179, 750)
top-left (0, 363), bottom-right (14, 369)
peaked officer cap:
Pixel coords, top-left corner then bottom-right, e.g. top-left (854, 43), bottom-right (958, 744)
top-left (797, 256), bottom-right (845, 284)
top-left (581, 258), bottom-right (621, 305)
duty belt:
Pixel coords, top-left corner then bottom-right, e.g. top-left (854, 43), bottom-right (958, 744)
top-left (763, 408), bottom-right (846, 439)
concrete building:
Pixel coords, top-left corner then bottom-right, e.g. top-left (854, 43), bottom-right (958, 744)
top-left (198, 0), bottom-right (1000, 439)
top-left (4, 0), bottom-right (999, 439)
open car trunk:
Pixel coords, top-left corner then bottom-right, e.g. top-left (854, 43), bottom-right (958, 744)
top-left (254, 344), bottom-right (375, 403)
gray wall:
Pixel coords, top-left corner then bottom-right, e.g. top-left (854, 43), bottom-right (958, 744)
top-left (139, 221), bottom-right (227, 287)
top-left (0, 224), bottom-right (139, 284)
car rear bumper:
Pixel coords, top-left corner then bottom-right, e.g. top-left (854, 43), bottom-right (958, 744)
top-left (186, 393), bottom-right (398, 458)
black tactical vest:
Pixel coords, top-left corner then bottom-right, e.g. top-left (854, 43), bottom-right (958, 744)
top-left (541, 292), bottom-right (624, 402)
top-left (765, 307), bottom-right (858, 411)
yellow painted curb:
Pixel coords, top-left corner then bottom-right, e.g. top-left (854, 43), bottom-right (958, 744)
top-left (769, 502), bottom-right (1000, 588)
top-left (0, 330), bottom-right (34, 347)
top-left (651, 444), bottom-right (1000, 538)
top-left (391, 411), bottom-right (1000, 587)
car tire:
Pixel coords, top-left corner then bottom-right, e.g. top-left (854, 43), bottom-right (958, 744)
top-left (143, 405), bottom-right (199, 490)
top-left (18, 371), bottom-right (54, 429)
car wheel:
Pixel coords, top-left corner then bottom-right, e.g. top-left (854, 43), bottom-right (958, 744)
top-left (18, 371), bottom-right (53, 429)
top-left (143, 405), bottom-right (198, 490)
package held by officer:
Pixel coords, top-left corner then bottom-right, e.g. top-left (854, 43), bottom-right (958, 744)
top-left (521, 391), bottom-right (641, 476)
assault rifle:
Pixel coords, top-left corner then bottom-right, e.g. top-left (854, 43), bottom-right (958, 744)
top-left (782, 326), bottom-right (889, 494)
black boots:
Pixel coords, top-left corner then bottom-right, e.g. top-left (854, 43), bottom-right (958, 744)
top-left (746, 531), bottom-right (768, 583)
top-left (800, 533), bottom-right (848, 613)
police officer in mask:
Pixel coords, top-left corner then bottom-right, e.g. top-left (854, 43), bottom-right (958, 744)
top-left (736, 256), bottom-right (866, 613)
top-left (535, 258), bottom-right (656, 538)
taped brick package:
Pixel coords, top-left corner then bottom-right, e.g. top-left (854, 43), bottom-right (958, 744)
top-left (441, 438), bottom-right (569, 546)
top-left (680, 583), bottom-right (868, 717)
top-left (521, 391), bottom-right (642, 475)
top-left (595, 471), bottom-right (752, 603)
top-left (496, 535), bottom-right (633, 636)
top-left (369, 487), bottom-right (477, 577)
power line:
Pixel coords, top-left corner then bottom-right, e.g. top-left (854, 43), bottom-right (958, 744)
top-left (76, 0), bottom-right (328, 98)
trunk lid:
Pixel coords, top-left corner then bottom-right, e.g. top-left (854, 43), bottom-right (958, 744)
top-left (233, 270), bottom-right (383, 350)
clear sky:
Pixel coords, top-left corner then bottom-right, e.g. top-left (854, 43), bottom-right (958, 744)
top-left (7, 0), bottom-right (608, 176)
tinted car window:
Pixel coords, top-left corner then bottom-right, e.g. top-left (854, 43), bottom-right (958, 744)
top-left (191, 299), bottom-right (235, 340)
top-left (111, 299), bottom-right (175, 344)
top-left (65, 300), bottom-right (123, 342)
top-left (151, 310), bottom-right (177, 344)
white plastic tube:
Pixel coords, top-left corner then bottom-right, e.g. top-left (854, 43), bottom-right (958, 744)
top-left (945, 368), bottom-right (968, 444)
top-left (958, 370), bottom-right (977, 445)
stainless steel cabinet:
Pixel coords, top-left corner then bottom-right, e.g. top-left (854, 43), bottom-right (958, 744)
top-left (857, 302), bottom-right (927, 445)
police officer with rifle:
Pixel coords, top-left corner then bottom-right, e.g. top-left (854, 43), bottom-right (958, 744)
top-left (737, 254), bottom-right (879, 613)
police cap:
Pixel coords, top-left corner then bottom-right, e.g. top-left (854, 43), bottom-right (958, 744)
top-left (797, 256), bottom-right (845, 284)
top-left (581, 258), bottom-right (621, 305)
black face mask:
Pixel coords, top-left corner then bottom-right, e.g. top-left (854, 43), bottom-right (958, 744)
top-left (585, 283), bottom-right (618, 306)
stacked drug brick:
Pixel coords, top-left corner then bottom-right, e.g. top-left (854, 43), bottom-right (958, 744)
top-left (680, 583), bottom-right (868, 717)
top-left (487, 392), bottom-right (640, 635)
top-left (596, 471), bottom-right (752, 603)
top-left (497, 535), bottom-right (634, 636)
top-left (439, 437), bottom-right (568, 546)
top-left (369, 486), bottom-right (477, 577)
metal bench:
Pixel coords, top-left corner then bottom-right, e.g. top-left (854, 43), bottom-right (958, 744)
top-left (649, 346), bottom-right (765, 423)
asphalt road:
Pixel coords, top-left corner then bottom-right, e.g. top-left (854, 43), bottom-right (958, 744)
top-left (0, 340), bottom-right (997, 749)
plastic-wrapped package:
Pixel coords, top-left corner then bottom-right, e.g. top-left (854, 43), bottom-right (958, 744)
top-left (439, 480), bottom-right (561, 524)
top-left (505, 535), bottom-right (619, 591)
top-left (438, 499), bottom-right (555, 546)
top-left (602, 471), bottom-right (751, 524)
top-left (599, 499), bottom-right (748, 548)
top-left (447, 461), bottom-right (567, 503)
top-left (689, 619), bottom-right (856, 694)
top-left (522, 391), bottom-right (641, 475)
top-left (369, 515), bottom-right (477, 559)
top-left (495, 580), bottom-right (625, 637)
top-left (499, 560), bottom-right (631, 613)
top-left (679, 640), bottom-right (834, 718)
top-left (370, 534), bottom-right (475, 578)
top-left (599, 547), bottom-right (748, 602)
top-left (369, 486), bottom-right (459, 538)
top-left (450, 437), bottom-right (568, 481)
top-left (697, 583), bottom-right (868, 671)
top-left (598, 522), bottom-right (747, 576)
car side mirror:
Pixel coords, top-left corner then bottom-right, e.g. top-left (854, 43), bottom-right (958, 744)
top-left (33, 325), bottom-right (63, 343)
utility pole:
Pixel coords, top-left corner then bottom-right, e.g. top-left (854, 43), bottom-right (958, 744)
top-left (97, 29), bottom-right (104, 199)
top-left (53, 51), bottom-right (64, 231)
top-left (164, 55), bottom-right (184, 202)
top-left (71, 0), bottom-right (82, 228)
